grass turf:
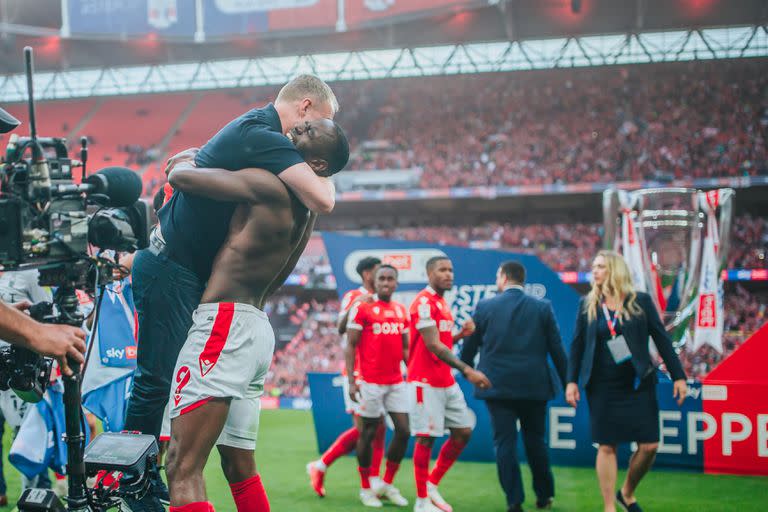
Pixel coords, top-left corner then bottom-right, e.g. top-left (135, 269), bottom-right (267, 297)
top-left (2, 410), bottom-right (766, 511)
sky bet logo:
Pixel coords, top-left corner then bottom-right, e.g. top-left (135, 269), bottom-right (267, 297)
top-left (104, 345), bottom-right (137, 361)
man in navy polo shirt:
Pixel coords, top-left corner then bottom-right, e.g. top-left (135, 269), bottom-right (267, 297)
top-left (125, 75), bottom-right (340, 455)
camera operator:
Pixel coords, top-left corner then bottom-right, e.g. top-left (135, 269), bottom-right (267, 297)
top-left (0, 270), bottom-right (57, 501)
top-left (0, 293), bottom-right (86, 377)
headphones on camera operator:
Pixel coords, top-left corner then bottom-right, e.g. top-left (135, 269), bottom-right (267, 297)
top-left (0, 48), bottom-right (164, 511)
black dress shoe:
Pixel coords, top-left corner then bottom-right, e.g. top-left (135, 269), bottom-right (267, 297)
top-left (536, 497), bottom-right (553, 509)
top-left (616, 490), bottom-right (643, 512)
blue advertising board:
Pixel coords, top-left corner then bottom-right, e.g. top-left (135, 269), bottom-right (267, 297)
top-left (309, 372), bottom-right (703, 469)
top-left (313, 233), bottom-right (704, 470)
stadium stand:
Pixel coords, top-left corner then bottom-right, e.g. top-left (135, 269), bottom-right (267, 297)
top-left (2, 97), bottom-right (98, 143)
top-left (4, 58), bottom-right (764, 197)
top-left (346, 59), bottom-right (768, 187)
top-left (75, 93), bottom-right (195, 171)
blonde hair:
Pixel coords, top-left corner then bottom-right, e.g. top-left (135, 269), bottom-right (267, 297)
top-left (276, 74), bottom-right (339, 116)
top-left (585, 250), bottom-right (642, 322)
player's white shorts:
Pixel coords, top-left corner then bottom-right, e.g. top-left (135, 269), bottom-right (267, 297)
top-left (169, 302), bottom-right (275, 450)
top-left (410, 382), bottom-right (476, 438)
top-left (342, 377), bottom-right (360, 415)
top-left (357, 381), bottom-right (409, 419)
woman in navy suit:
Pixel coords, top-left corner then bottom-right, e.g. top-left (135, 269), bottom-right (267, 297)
top-left (565, 251), bottom-right (687, 512)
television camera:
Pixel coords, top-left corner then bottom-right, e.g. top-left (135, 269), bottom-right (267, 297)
top-left (0, 47), bottom-right (162, 511)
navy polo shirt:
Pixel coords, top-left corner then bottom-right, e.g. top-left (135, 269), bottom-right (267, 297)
top-left (158, 103), bottom-right (304, 280)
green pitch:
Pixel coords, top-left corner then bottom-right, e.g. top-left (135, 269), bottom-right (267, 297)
top-left (2, 410), bottom-right (766, 511)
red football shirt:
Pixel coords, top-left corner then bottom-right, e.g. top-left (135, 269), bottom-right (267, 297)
top-left (347, 299), bottom-right (409, 385)
top-left (339, 287), bottom-right (368, 376)
top-left (407, 287), bottom-right (455, 388)
top-left (340, 286), bottom-right (368, 314)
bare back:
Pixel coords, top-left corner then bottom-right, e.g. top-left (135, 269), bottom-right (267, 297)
top-left (201, 183), bottom-right (311, 308)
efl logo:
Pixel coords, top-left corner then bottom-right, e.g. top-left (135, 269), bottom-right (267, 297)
top-left (383, 254), bottom-right (412, 271)
top-left (697, 294), bottom-right (716, 328)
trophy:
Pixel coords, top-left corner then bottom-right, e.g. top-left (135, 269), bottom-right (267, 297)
top-left (603, 187), bottom-right (734, 351)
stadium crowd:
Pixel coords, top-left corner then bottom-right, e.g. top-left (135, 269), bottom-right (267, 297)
top-left (58, 58), bottom-right (760, 198)
top-left (267, 299), bottom-right (342, 398)
top-left (345, 60), bottom-right (768, 187)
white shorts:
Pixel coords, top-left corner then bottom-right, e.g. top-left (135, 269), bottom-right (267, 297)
top-left (357, 381), bottom-right (409, 419)
top-left (342, 377), bottom-right (360, 415)
top-left (410, 382), bottom-right (476, 438)
top-left (169, 302), bottom-right (275, 450)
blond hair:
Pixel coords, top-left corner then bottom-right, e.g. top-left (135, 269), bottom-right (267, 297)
top-left (585, 250), bottom-right (642, 322)
top-left (276, 74), bottom-right (339, 116)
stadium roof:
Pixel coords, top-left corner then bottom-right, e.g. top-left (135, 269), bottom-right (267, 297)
top-left (0, 0), bottom-right (766, 74)
top-left (2, 25), bottom-right (766, 103)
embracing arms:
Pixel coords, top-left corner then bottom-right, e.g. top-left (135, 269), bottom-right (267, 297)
top-left (165, 148), bottom-right (335, 213)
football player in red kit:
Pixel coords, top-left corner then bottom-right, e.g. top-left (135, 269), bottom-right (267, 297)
top-left (408, 256), bottom-right (491, 512)
top-left (307, 257), bottom-right (387, 497)
top-left (346, 265), bottom-right (411, 507)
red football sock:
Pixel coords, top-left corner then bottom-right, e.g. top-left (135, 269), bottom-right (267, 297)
top-left (320, 426), bottom-right (360, 467)
top-left (383, 460), bottom-right (400, 485)
top-left (169, 502), bottom-right (215, 512)
top-left (370, 422), bottom-right (386, 477)
top-left (229, 474), bottom-right (269, 512)
top-left (413, 442), bottom-right (432, 499)
top-left (428, 438), bottom-right (467, 486)
top-left (358, 466), bottom-right (371, 489)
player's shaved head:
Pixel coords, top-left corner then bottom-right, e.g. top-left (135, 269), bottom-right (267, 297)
top-left (426, 256), bottom-right (450, 273)
top-left (426, 256), bottom-right (453, 294)
top-left (289, 118), bottom-right (350, 177)
top-left (375, 264), bottom-right (399, 300)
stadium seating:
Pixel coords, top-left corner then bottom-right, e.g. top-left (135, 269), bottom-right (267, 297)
top-left (4, 57), bottom-right (764, 197)
top-left (74, 93), bottom-right (195, 172)
top-left (3, 97), bottom-right (98, 143)
top-left (345, 59), bottom-right (768, 187)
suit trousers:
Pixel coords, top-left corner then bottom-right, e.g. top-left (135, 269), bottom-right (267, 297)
top-left (485, 399), bottom-right (554, 507)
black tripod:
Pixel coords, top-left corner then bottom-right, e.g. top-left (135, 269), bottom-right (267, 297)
top-left (18, 280), bottom-right (160, 512)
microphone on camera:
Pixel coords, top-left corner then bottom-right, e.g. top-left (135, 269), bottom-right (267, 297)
top-left (83, 167), bottom-right (143, 207)
top-left (52, 167), bottom-right (143, 207)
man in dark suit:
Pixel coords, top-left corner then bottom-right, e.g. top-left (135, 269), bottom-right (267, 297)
top-left (460, 261), bottom-right (567, 512)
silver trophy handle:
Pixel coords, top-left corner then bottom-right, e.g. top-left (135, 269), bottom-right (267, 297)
top-left (716, 188), bottom-right (735, 270)
top-left (603, 189), bottom-right (620, 250)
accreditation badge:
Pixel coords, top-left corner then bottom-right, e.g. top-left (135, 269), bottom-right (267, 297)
top-left (607, 335), bottom-right (632, 364)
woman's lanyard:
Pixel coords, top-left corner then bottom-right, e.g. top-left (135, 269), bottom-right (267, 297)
top-left (601, 302), bottom-right (621, 338)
